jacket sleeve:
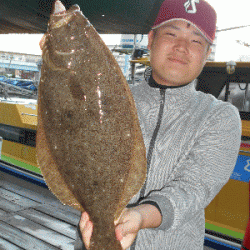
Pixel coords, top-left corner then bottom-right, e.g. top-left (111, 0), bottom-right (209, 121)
top-left (140, 103), bottom-right (242, 231)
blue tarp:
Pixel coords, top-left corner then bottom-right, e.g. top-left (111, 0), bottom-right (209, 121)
top-left (230, 154), bottom-right (250, 183)
top-left (0, 76), bottom-right (37, 91)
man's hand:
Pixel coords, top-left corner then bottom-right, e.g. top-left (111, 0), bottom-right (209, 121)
top-left (79, 209), bottom-right (142, 250)
top-left (114, 208), bottom-right (143, 249)
top-left (79, 212), bottom-right (93, 250)
top-left (79, 204), bottom-right (162, 249)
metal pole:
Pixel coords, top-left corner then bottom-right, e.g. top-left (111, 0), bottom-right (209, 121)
top-left (130, 34), bottom-right (137, 85)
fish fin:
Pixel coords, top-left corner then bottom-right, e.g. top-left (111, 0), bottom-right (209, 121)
top-left (114, 125), bottom-right (147, 220)
top-left (36, 105), bottom-right (84, 212)
top-left (113, 75), bottom-right (147, 220)
top-left (114, 146), bottom-right (147, 220)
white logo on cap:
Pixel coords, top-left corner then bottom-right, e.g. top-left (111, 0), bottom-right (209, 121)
top-left (184, 0), bottom-right (200, 14)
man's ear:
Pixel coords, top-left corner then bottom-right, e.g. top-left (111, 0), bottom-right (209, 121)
top-left (203, 46), bottom-right (212, 67)
top-left (147, 30), bottom-right (154, 50)
top-left (206, 47), bottom-right (212, 61)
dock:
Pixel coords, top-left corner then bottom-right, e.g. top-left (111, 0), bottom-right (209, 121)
top-left (0, 170), bottom-right (81, 250)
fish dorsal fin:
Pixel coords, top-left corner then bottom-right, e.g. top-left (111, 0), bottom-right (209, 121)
top-left (36, 106), bottom-right (83, 211)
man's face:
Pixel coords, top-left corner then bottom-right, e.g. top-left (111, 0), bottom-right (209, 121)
top-left (148, 20), bottom-right (211, 86)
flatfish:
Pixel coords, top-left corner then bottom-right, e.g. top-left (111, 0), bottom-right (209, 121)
top-left (36, 1), bottom-right (147, 249)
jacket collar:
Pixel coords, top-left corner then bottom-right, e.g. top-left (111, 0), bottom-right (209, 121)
top-left (147, 75), bottom-right (190, 89)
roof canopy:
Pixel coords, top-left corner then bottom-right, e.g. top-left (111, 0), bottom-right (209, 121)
top-left (0, 0), bottom-right (164, 34)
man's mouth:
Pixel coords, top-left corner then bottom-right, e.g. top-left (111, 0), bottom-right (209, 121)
top-left (168, 56), bottom-right (188, 64)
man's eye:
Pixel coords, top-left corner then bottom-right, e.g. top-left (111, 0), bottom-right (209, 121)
top-left (192, 40), bottom-right (202, 44)
top-left (166, 32), bottom-right (175, 36)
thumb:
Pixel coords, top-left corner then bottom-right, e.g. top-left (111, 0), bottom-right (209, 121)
top-left (115, 221), bottom-right (130, 241)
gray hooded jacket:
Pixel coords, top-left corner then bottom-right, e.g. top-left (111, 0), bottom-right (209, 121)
top-left (127, 78), bottom-right (241, 250)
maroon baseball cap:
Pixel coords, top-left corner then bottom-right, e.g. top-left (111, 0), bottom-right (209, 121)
top-left (152, 0), bottom-right (217, 44)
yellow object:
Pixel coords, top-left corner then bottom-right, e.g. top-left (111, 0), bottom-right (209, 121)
top-left (2, 140), bottom-right (38, 169)
top-left (205, 179), bottom-right (249, 234)
top-left (0, 102), bottom-right (37, 129)
top-left (242, 120), bottom-right (250, 137)
top-left (0, 101), bottom-right (39, 169)
top-left (130, 57), bottom-right (150, 66)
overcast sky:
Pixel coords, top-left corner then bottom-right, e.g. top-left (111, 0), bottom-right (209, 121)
top-left (0, 0), bottom-right (249, 61)
top-left (208, 0), bottom-right (250, 61)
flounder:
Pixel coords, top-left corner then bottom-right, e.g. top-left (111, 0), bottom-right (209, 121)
top-left (36, 1), bottom-right (147, 249)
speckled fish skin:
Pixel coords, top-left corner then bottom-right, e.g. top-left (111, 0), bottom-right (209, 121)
top-left (36, 3), bottom-right (146, 250)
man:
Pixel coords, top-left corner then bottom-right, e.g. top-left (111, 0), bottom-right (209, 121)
top-left (76, 0), bottom-right (242, 249)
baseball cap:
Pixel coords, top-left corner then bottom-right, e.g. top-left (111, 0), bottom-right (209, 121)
top-left (152, 0), bottom-right (217, 44)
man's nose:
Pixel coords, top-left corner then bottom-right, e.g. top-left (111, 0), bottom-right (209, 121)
top-left (173, 39), bottom-right (189, 53)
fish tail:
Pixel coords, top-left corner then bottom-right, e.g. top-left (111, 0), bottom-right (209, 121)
top-left (89, 226), bottom-right (122, 250)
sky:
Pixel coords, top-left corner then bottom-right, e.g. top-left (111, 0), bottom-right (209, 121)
top-left (0, 0), bottom-right (250, 61)
top-left (207, 0), bottom-right (250, 61)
